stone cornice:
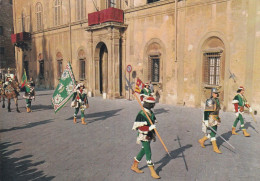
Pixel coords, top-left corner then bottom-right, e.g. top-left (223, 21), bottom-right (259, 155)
top-left (31, 19), bottom-right (89, 35)
top-left (85, 22), bottom-right (128, 31)
top-left (124, 0), bottom-right (174, 14)
top-left (124, 0), bottom-right (230, 14)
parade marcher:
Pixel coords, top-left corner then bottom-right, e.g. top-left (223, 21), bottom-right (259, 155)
top-left (149, 81), bottom-right (154, 93)
top-left (71, 83), bottom-right (88, 125)
top-left (231, 86), bottom-right (252, 137)
top-left (23, 78), bottom-right (35, 113)
top-left (3, 68), bottom-right (15, 89)
top-left (131, 96), bottom-right (160, 179)
top-left (198, 88), bottom-right (222, 154)
top-left (140, 83), bottom-right (151, 102)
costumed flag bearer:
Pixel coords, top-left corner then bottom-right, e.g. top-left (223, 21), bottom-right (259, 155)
top-left (198, 88), bottom-right (222, 154)
top-left (131, 96), bottom-right (160, 179)
top-left (71, 83), bottom-right (89, 125)
top-left (23, 78), bottom-right (35, 113)
top-left (231, 86), bottom-right (252, 137)
top-left (140, 83), bottom-right (151, 103)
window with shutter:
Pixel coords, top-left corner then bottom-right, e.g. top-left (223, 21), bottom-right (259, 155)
top-left (203, 52), bottom-right (221, 86)
top-left (149, 55), bottom-right (160, 83)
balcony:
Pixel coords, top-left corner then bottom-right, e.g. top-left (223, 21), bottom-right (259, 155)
top-left (88, 8), bottom-right (124, 26)
top-left (11, 32), bottom-right (31, 44)
top-left (11, 32), bottom-right (31, 51)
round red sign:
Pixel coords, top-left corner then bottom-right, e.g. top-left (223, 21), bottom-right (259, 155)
top-left (126, 65), bottom-right (132, 73)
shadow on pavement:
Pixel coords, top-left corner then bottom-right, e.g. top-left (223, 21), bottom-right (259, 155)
top-left (0, 141), bottom-right (55, 181)
top-left (154, 108), bottom-right (169, 115)
top-left (66, 109), bottom-right (123, 124)
top-left (216, 130), bottom-right (236, 153)
top-left (139, 144), bottom-right (192, 173)
top-left (31, 104), bottom-right (54, 112)
top-left (245, 122), bottom-right (259, 134)
top-left (155, 144), bottom-right (192, 173)
top-left (0, 119), bottom-right (54, 133)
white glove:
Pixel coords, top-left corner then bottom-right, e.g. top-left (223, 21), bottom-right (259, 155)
top-left (235, 112), bottom-right (240, 117)
top-left (149, 125), bottom-right (156, 131)
top-left (249, 107), bottom-right (253, 113)
top-left (204, 120), bottom-right (209, 127)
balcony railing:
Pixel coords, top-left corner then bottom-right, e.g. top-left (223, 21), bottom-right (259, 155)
top-left (88, 8), bottom-right (124, 26)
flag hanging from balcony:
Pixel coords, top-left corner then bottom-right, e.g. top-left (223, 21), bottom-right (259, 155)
top-left (134, 78), bottom-right (145, 94)
top-left (52, 62), bottom-right (76, 113)
top-left (21, 69), bottom-right (27, 88)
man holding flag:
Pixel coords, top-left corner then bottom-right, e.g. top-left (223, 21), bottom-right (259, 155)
top-left (71, 82), bottom-right (88, 125)
top-left (131, 96), bottom-right (160, 179)
top-left (52, 62), bottom-right (76, 114)
top-left (21, 69), bottom-right (35, 112)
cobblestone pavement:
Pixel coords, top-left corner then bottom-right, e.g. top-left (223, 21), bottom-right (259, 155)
top-left (0, 90), bottom-right (260, 181)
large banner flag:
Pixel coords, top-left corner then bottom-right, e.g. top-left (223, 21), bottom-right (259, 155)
top-left (52, 62), bottom-right (76, 113)
top-left (21, 69), bottom-right (27, 88)
top-left (134, 78), bottom-right (145, 94)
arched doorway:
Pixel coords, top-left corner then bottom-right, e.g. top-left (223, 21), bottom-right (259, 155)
top-left (94, 42), bottom-right (108, 95)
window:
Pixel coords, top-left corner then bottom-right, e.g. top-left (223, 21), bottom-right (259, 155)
top-left (39, 60), bottom-right (44, 79)
top-left (204, 52), bottom-right (221, 86)
top-left (54, 0), bottom-right (62, 26)
top-left (108, 0), bottom-right (115, 8)
top-left (80, 59), bottom-right (85, 80)
top-left (149, 55), bottom-right (160, 82)
top-left (0, 26), bottom-right (3, 35)
top-left (36, 3), bottom-right (43, 30)
top-left (147, 0), bottom-right (160, 4)
top-left (76, 0), bottom-right (85, 21)
top-left (0, 47), bottom-right (4, 54)
top-left (57, 60), bottom-right (63, 79)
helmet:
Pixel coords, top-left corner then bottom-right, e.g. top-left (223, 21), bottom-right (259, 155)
top-left (211, 88), bottom-right (219, 94)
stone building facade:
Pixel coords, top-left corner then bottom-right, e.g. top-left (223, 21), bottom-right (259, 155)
top-left (0, 0), bottom-right (15, 73)
top-left (13, 0), bottom-right (260, 112)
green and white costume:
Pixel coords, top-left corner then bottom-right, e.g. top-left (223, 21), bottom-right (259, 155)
top-left (132, 108), bottom-right (156, 166)
top-left (23, 81), bottom-right (35, 109)
top-left (72, 89), bottom-right (88, 119)
top-left (232, 93), bottom-right (250, 129)
top-left (202, 97), bottom-right (221, 141)
top-left (140, 88), bottom-right (151, 97)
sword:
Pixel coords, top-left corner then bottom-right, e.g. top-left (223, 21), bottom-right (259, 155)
top-left (203, 122), bottom-right (235, 150)
top-left (125, 75), bottom-right (171, 157)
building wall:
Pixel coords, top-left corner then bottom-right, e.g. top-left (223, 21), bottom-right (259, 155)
top-left (0, 0), bottom-right (15, 71)
top-left (13, 0), bottom-right (260, 112)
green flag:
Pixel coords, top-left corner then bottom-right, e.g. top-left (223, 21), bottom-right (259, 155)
top-left (21, 69), bottom-right (27, 88)
top-left (52, 62), bottom-right (76, 113)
